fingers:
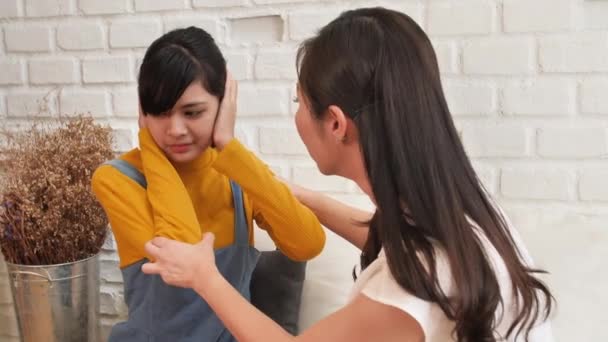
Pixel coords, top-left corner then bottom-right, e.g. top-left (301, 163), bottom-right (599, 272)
top-left (144, 240), bottom-right (162, 259)
top-left (141, 262), bottom-right (162, 275)
top-left (224, 71), bottom-right (237, 103)
top-left (151, 236), bottom-right (170, 247)
top-left (202, 232), bottom-right (215, 246)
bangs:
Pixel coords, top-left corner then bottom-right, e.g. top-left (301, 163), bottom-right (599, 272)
top-left (138, 45), bottom-right (207, 116)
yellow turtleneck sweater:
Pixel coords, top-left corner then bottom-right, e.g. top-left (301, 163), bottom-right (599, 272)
top-left (92, 129), bottom-right (325, 268)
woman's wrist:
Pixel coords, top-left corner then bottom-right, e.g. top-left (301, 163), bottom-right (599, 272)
top-left (193, 265), bottom-right (223, 297)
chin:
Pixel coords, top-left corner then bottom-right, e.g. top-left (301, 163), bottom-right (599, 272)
top-left (316, 161), bottom-right (336, 176)
top-left (167, 152), bottom-right (197, 164)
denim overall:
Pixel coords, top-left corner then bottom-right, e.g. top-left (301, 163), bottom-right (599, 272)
top-left (105, 159), bottom-right (260, 341)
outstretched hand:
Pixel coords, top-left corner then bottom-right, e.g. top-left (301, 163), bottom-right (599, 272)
top-left (142, 233), bottom-right (217, 289)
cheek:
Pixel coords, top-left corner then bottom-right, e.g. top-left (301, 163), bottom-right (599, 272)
top-left (191, 115), bottom-right (216, 139)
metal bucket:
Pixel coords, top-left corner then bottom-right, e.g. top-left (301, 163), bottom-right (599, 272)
top-left (6, 254), bottom-right (100, 342)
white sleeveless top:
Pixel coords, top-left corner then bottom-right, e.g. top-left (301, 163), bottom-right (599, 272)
top-left (349, 219), bottom-right (554, 341)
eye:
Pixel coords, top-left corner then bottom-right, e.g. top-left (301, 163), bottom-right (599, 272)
top-left (185, 110), bottom-right (203, 117)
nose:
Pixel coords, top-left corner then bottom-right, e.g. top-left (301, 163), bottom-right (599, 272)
top-left (167, 113), bottom-right (188, 138)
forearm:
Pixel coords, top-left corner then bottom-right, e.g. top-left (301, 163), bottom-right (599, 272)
top-left (138, 129), bottom-right (201, 242)
top-left (214, 139), bottom-right (325, 260)
top-left (195, 272), bottom-right (295, 342)
top-left (297, 189), bottom-right (372, 250)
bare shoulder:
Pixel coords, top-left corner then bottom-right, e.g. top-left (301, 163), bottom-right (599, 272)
top-left (297, 294), bottom-right (424, 342)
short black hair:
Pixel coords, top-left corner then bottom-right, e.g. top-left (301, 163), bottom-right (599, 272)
top-left (138, 26), bottom-right (226, 116)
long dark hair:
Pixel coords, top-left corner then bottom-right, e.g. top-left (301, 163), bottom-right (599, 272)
top-left (297, 7), bottom-right (553, 342)
top-left (138, 26), bottom-right (226, 116)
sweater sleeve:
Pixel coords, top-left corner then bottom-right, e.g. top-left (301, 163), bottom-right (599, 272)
top-left (212, 139), bottom-right (326, 261)
top-left (91, 165), bottom-right (155, 268)
top-left (138, 128), bottom-right (201, 243)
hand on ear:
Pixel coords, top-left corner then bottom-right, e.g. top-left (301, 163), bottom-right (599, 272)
top-left (212, 72), bottom-right (238, 150)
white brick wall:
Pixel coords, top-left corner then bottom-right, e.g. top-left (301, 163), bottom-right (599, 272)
top-left (463, 37), bottom-right (535, 75)
top-left (427, 1), bottom-right (496, 36)
top-left (1, 1), bottom-right (607, 341)
top-left (57, 21), bottom-right (106, 50)
top-left (24, 0), bottom-right (75, 18)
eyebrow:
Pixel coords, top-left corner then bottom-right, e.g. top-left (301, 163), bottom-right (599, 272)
top-left (180, 102), bottom-right (207, 108)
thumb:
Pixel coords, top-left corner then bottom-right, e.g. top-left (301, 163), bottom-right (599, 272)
top-left (198, 232), bottom-right (215, 250)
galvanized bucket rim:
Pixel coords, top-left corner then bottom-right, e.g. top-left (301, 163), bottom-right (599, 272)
top-left (5, 252), bottom-right (100, 269)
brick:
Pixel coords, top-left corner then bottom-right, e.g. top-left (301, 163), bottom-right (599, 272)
top-left (462, 125), bottom-right (530, 158)
top-left (112, 87), bottom-right (138, 117)
top-left (0, 59), bottom-right (24, 85)
top-left (7, 91), bottom-right (58, 117)
top-left (4, 25), bottom-right (52, 52)
top-left (504, 0), bottom-right (575, 33)
top-left (164, 17), bottom-right (220, 40)
top-left (100, 260), bottom-right (123, 283)
top-left (537, 127), bottom-right (607, 158)
top-left (581, 79), bottom-right (608, 115)
top-left (503, 80), bottom-right (575, 116)
top-left (0, 28), bottom-right (4, 55)
top-left (78, 0), bottom-right (128, 14)
top-left (83, 56), bottom-right (133, 83)
top-left (540, 33), bottom-right (608, 73)
top-left (134, 0), bottom-right (186, 12)
top-left (501, 168), bottom-right (573, 200)
top-left (0, 0), bottom-right (21, 18)
top-left (428, 1), bottom-right (495, 36)
top-left (368, 2), bottom-right (423, 26)
top-left (288, 11), bottom-right (340, 40)
top-left (101, 231), bottom-right (117, 252)
top-left (292, 166), bottom-right (351, 192)
top-left (463, 37), bottom-right (534, 75)
top-left (25, 0), bottom-right (74, 17)
top-left (444, 82), bottom-right (495, 116)
top-left (432, 41), bottom-right (458, 74)
top-left (254, 50), bottom-right (296, 80)
top-left (60, 90), bottom-right (110, 117)
top-left (238, 86), bottom-right (288, 116)
top-left (192, 0), bottom-right (247, 7)
top-left (230, 16), bottom-right (284, 44)
top-left (99, 290), bottom-right (126, 315)
top-left (580, 169), bottom-right (608, 201)
top-left (472, 163), bottom-right (497, 194)
top-left (110, 19), bottom-right (162, 48)
top-left (259, 127), bottom-right (307, 156)
top-left (57, 22), bottom-right (105, 50)
top-left (112, 128), bottom-right (135, 152)
top-left (224, 52), bottom-right (251, 80)
top-left (29, 58), bottom-right (79, 85)
top-left (254, 0), bottom-right (314, 3)
top-left (584, 2), bottom-right (608, 30)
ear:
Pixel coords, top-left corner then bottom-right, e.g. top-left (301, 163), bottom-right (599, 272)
top-left (325, 105), bottom-right (349, 142)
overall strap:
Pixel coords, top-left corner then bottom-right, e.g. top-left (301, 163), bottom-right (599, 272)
top-left (229, 181), bottom-right (249, 247)
top-left (105, 158), bottom-right (249, 247)
top-left (104, 159), bottom-right (147, 188)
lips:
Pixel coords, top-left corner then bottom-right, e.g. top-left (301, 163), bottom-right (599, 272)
top-left (168, 143), bottom-right (192, 153)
